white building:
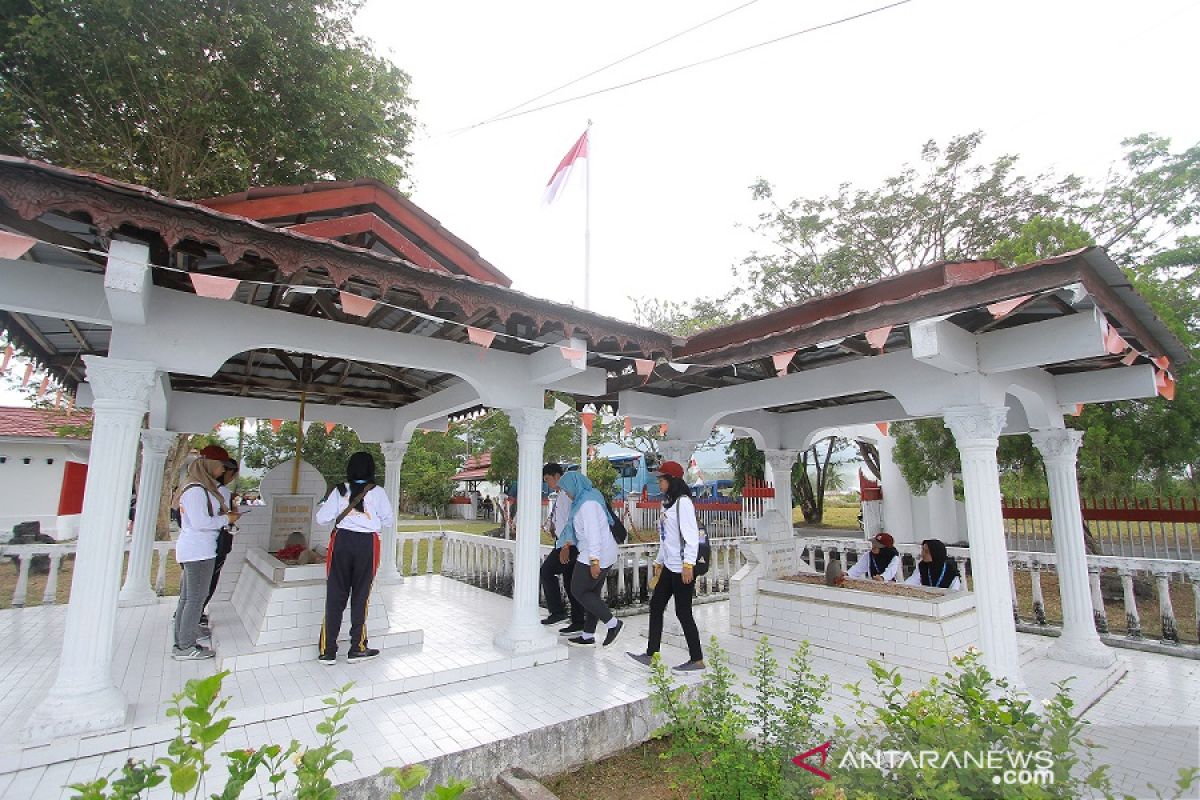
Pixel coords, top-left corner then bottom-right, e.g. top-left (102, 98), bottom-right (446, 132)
top-left (0, 406), bottom-right (91, 541)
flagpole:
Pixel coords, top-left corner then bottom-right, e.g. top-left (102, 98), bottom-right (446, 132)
top-left (584, 119), bottom-right (592, 312)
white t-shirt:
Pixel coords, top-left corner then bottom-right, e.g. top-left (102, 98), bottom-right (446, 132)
top-left (573, 498), bottom-right (618, 568)
top-left (316, 484), bottom-right (393, 534)
top-left (551, 490), bottom-right (573, 546)
top-left (656, 496), bottom-right (699, 572)
top-left (176, 485), bottom-right (229, 563)
top-left (847, 551), bottom-right (900, 582)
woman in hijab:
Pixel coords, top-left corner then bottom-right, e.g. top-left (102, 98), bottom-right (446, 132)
top-left (558, 470), bottom-right (623, 648)
top-left (904, 538), bottom-right (963, 590)
top-left (847, 532), bottom-right (901, 582)
top-left (172, 451), bottom-right (241, 660)
top-left (315, 451), bottom-right (394, 664)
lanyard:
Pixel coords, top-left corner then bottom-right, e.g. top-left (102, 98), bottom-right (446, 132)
top-left (936, 563), bottom-right (948, 587)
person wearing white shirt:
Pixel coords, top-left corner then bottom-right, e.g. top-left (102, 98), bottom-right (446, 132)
top-left (538, 463), bottom-right (586, 634)
top-left (172, 450), bottom-right (241, 661)
top-left (559, 471), bottom-right (623, 648)
top-left (627, 461), bottom-right (705, 673)
top-left (846, 533), bottom-right (902, 582)
top-left (904, 538), bottom-right (964, 591)
top-left (315, 451), bottom-right (394, 664)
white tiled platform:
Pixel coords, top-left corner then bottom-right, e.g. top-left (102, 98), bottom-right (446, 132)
top-left (0, 578), bottom-right (1197, 799)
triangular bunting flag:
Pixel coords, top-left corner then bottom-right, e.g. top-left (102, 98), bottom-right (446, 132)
top-left (986, 295), bottom-right (1034, 319)
top-left (66, 395), bottom-right (75, 414)
top-left (1104, 326), bottom-right (1127, 355)
top-left (559, 346), bottom-right (585, 361)
top-left (0, 345), bottom-right (12, 374)
top-left (667, 362), bottom-right (690, 373)
top-left (1155, 369), bottom-right (1176, 400)
top-left (270, 418), bottom-right (282, 433)
top-left (339, 291), bottom-right (377, 317)
top-left (190, 273), bottom-right (240, 300)
top-left (772, 350), bottom-right (797, 376)
top-left (301, 421), bottom-right (313, 435)
top-left (37, 375), bottom-right (49, 397)
top-left (865, 325), bottom-right (893, 352)
top-left (875, 422), bottom-right (889, 436)
top-left (54, 389), bottom-right (63, 408)
top-left (325, 422), bottom-right (336, 434)
top-left (580, 412), bottom-right (595, 435)
top-left (21, 363), bottom-right (32, 387)
top-left (1152, 355), bottom-right (1170, 370)
top-left (0, 230), bottom-right (36, 260)
top-left (659, 423), bottom-right (668, 436)
top-left (467, 326), bottom-right (497, 349)
top-left (623, 417), bottom-right (632, 436)
top-left (1121, 349), bottom-right (1140, 366)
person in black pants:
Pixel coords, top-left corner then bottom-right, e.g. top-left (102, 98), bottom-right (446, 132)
top-left (538, 463), bottom-right (586, 635)
top-left (200, 446), bottom-right (240, 623)
top-left (315, 452), bottom-right (394, 664)
top-left (627, 460), bottom-right (705, 673)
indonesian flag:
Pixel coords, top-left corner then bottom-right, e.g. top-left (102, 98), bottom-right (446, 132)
top-left (542, 129), bottom-right (589, 205)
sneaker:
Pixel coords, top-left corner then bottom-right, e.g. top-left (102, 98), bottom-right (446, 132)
top-left (558, 622), bottom-right (585, 636)
top-left (199, 613), bottom-right (210, 626)
top-left (672, 660), bottom-right (706, 674)
top-left (347, 647), bottom-right (380, 663)
top-left (626, 652), bottom-right (654, 668)
top-left (602, 619), bottom-right (624, 647)
top-left (541, 612), bottom-right (568, 625)
top-left (317, 651), bottom-right (337, 666)
top-left (566, 636), bottom-right (595, 648)
top-left (172, 645), bottom-right (215, 661)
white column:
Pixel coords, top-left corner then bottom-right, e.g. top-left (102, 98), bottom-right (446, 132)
top-left (28, 356), bottom-right (157, 740)
top-left (377, 441), bottom-right (408, 585)
top-left (763, 449), bottom-right (799, 523)
top-left (877, 434), bottom-right (916, 543)
top-left (658, 438), bottom-right (696, 469)
top-left (1030, 428), bottom-right (1116, 668)
top-left (119, 429), bottom-right (175, 607)
top-left (494, 407), bottom-right (559, 656)
top-left (944, 405), bottom-right (1024, 691)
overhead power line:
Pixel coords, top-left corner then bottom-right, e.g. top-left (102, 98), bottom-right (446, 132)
top-left (471, 0), bottom-right (763, 129)
top-left (451, 0), bottom-right (915, 134)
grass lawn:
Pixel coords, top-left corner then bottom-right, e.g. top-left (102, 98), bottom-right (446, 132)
top-left (794, 503), bottom-right (860, 531)
top-left (545, 737), bottom-right (691, 800)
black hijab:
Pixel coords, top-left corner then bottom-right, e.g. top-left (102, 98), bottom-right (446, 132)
top-left (338, 451), bottom-right (377, 511)
top-left (868, 545), bottom-right (900, 577)
top-left (661, 476), bottom-right (692, 509)
top-left (918, 538), bottom-right (960, 588)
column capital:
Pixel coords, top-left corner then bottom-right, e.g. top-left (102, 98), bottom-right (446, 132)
top-left (658, 438), bottom-right (700, 465)
top-left (506, 407), bottom-right (557, 441)
top-left (83, 356), bottom-right (157, 409)
top-left (763, 448), bottom-right (801, 469)
top-left (1030, 428), bottom-right (1084, 462)
top-left (139, 428), bottom-right (176, 456)
top-left (379, 441), bottom-right (409, 463)
top-left (943, 404), bottom-right (1007, 444)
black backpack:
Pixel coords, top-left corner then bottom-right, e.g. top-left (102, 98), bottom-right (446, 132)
top-left (676, 499), bottom-right (711, 577)
top-left (599, 490), bottom-right (628, 545)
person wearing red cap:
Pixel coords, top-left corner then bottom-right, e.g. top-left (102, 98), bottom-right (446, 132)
top-left (171, 446), bottom-right (241, 660)
top-left (846, 532), bottom-right (901, 582)
top-left (627, 460), bottom-right (705, 673)
top-left (197, 445), bottom-right (240, 623)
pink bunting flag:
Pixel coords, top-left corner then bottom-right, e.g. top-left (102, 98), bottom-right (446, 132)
top-left (325, 422), bottom-right (336, 434)
top-left (0, 230), bottom-right (36, 260)
top-left (466, 326), bottom-right (497, 349)
top-left (580, 412), bottom-right (595, 435)
top-left (66, 396), bottom-right (75, 415)
top-left (772, 350), bottom-right (797, 376)
top-left (1121, 349), bottom-right (1140, 366)
top-left (875, 422), bottom-right (889, 436)
top-left (633, 359), bottom-right (654, 384)
top-left (0, 345), bottom-right (12, 374)
top-left (190, 273), bottom-right (240, 300)
top-left (1156, 369), bottom-right (1176, 401)
top-left (986, 295), bottom-right (1033, 319)
top-left (1103, 326), bottom-right (1127, 355)
top-left (559, 346), bottom-right (585, 361)
top-left (339, 291), bottom-right (377, 317)
top-left (1071, 404), bottom-right (1084, 417)
top-left (1152, 355), bottom-right (1170, 370)
top-left (659, 423), bottom-right (669, 436)
top-left (623, 417), bottom-right (632, 436)
top-left (37, 375), bottom-right (49, 397)
top-left (54, 389), bottom-right (63, 408)
top-left (865, 325), bottom-right (893, 352)
top-left (270, 418), bottom-right (282, 433)
top-left (21, 363), bottom-right (32, 387)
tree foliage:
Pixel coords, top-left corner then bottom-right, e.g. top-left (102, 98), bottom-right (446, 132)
top-left (474, 406), bottom-right (580, 485)
top-left (399, 429), bottom-right (464, 515)
top-left (0, 0), bottom-right (417, 198)
top-left (242, 421), bottom-right (383, 494)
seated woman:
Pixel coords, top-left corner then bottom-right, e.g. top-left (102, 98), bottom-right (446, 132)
top-left (904, 538), bottom-right (963, 591)
top-left (846, 532), bottom-right (901, 581)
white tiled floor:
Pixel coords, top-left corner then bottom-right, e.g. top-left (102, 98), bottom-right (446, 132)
top-left (1, 577), bottom-right (1197, 799)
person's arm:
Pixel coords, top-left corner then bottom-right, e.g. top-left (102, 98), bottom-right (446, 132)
top-left (882, 554), bottom-right (901, 582)
top-left (372, 486), bottom-right (394, 531)
top-left (904, 570), bottom-right (922, 587)
top-left (678, 497), bottom-right (700, 565)
top-left (314, 487), bottom-right (343, 525)
top-left (180, 486), bottom-right (231, 530)
top-left (846, 552), bottom-right (870, 579)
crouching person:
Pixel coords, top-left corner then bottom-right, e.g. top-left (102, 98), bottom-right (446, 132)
top-left (316, 451), bottom-right (393, 664)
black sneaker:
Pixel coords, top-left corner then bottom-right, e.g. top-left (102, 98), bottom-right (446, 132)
top-left (602, 619), bottom-right (624, 647)
top-left (541, 613), bottom-right (568, 626)
top-left (347, 647), bottom-right (380, 663)
top-left (199, 613), bottom-right (210, 626)
top-left (558, 622), bottom-right (585, 636)
top-left (672, 660), bottom-right (706, 674)
top-left (566, 636), bottom-right (595, 648)
top-left (626, 652), bottom-right (654, 668)
top-left (318, 651), bottom-right (337, 666)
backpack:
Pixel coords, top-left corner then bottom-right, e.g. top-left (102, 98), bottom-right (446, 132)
top-left (676, 498), bottom-right (711, 577)
top-left (598, 490), bottom-right (629, 545)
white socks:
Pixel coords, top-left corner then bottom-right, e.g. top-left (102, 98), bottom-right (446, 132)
top-left (605, 617), bottom-right (620, 629)
top-left (580, 632), bottom-right (595, 641)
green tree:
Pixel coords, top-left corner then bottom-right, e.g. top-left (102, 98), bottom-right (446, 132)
top-left (475, 405), bottom-right (580, 485)
top-left (242, 421), bottom-right (384, 493)
top-left (585, 457), bottom-right (619, 497)
top-left (398, 428), bottom-right (464, 517)
top-left (0, 0), bottom-right (417, 198)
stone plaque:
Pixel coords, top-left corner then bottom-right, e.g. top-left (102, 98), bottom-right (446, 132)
top-left (269, 494), bottom-right (315, 552)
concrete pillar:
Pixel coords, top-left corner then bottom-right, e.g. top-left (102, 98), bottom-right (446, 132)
top-left (494, 407), bottom-right (559, 656)
top-left (763, 449), bottom-right (799, 522)
top-left (943, 404), bottom-right (1024, 690)
top-left (658, 439), bottom-right (696, 470)
top-left (28, 356), bottom-right (157, 740)
top-left (1030, 428), bottom-right (1116, 667)
top-left (119, 429), bottom-right (176, 607)
top-left (376, 441), bottom-right (408, 585)
top-left (877, 434), bottom-right (916, 543)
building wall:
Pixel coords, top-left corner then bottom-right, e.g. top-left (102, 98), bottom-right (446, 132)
top-left (0, 441), bottom-right (87, 540)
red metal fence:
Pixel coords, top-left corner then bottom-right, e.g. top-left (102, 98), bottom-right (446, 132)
top-left (1002, 497), bottom-right (1200, 560)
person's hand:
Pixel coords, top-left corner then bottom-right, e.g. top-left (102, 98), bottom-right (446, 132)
top-left (872, 575), bottom-right (884, 582)
top-left (226, 510), bottom-right (242, 525)
top-left (590, 561), bottom-right (601, 580)
top-left (559, 545), bottom-right (571, 565)
top-left (682, 564), bottom-right (694, 584)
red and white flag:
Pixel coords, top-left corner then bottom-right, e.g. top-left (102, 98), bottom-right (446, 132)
top-left (542, 129), bottom-right (589, 205)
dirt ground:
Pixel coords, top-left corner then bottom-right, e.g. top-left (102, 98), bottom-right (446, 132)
top-left (545, 737), bottom-right (693, 800)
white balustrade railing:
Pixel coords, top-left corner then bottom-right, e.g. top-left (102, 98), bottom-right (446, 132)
top-left (1, 539), bottom-right (176, 608)
top-left (801, 535), bottom-right (1200, 648)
